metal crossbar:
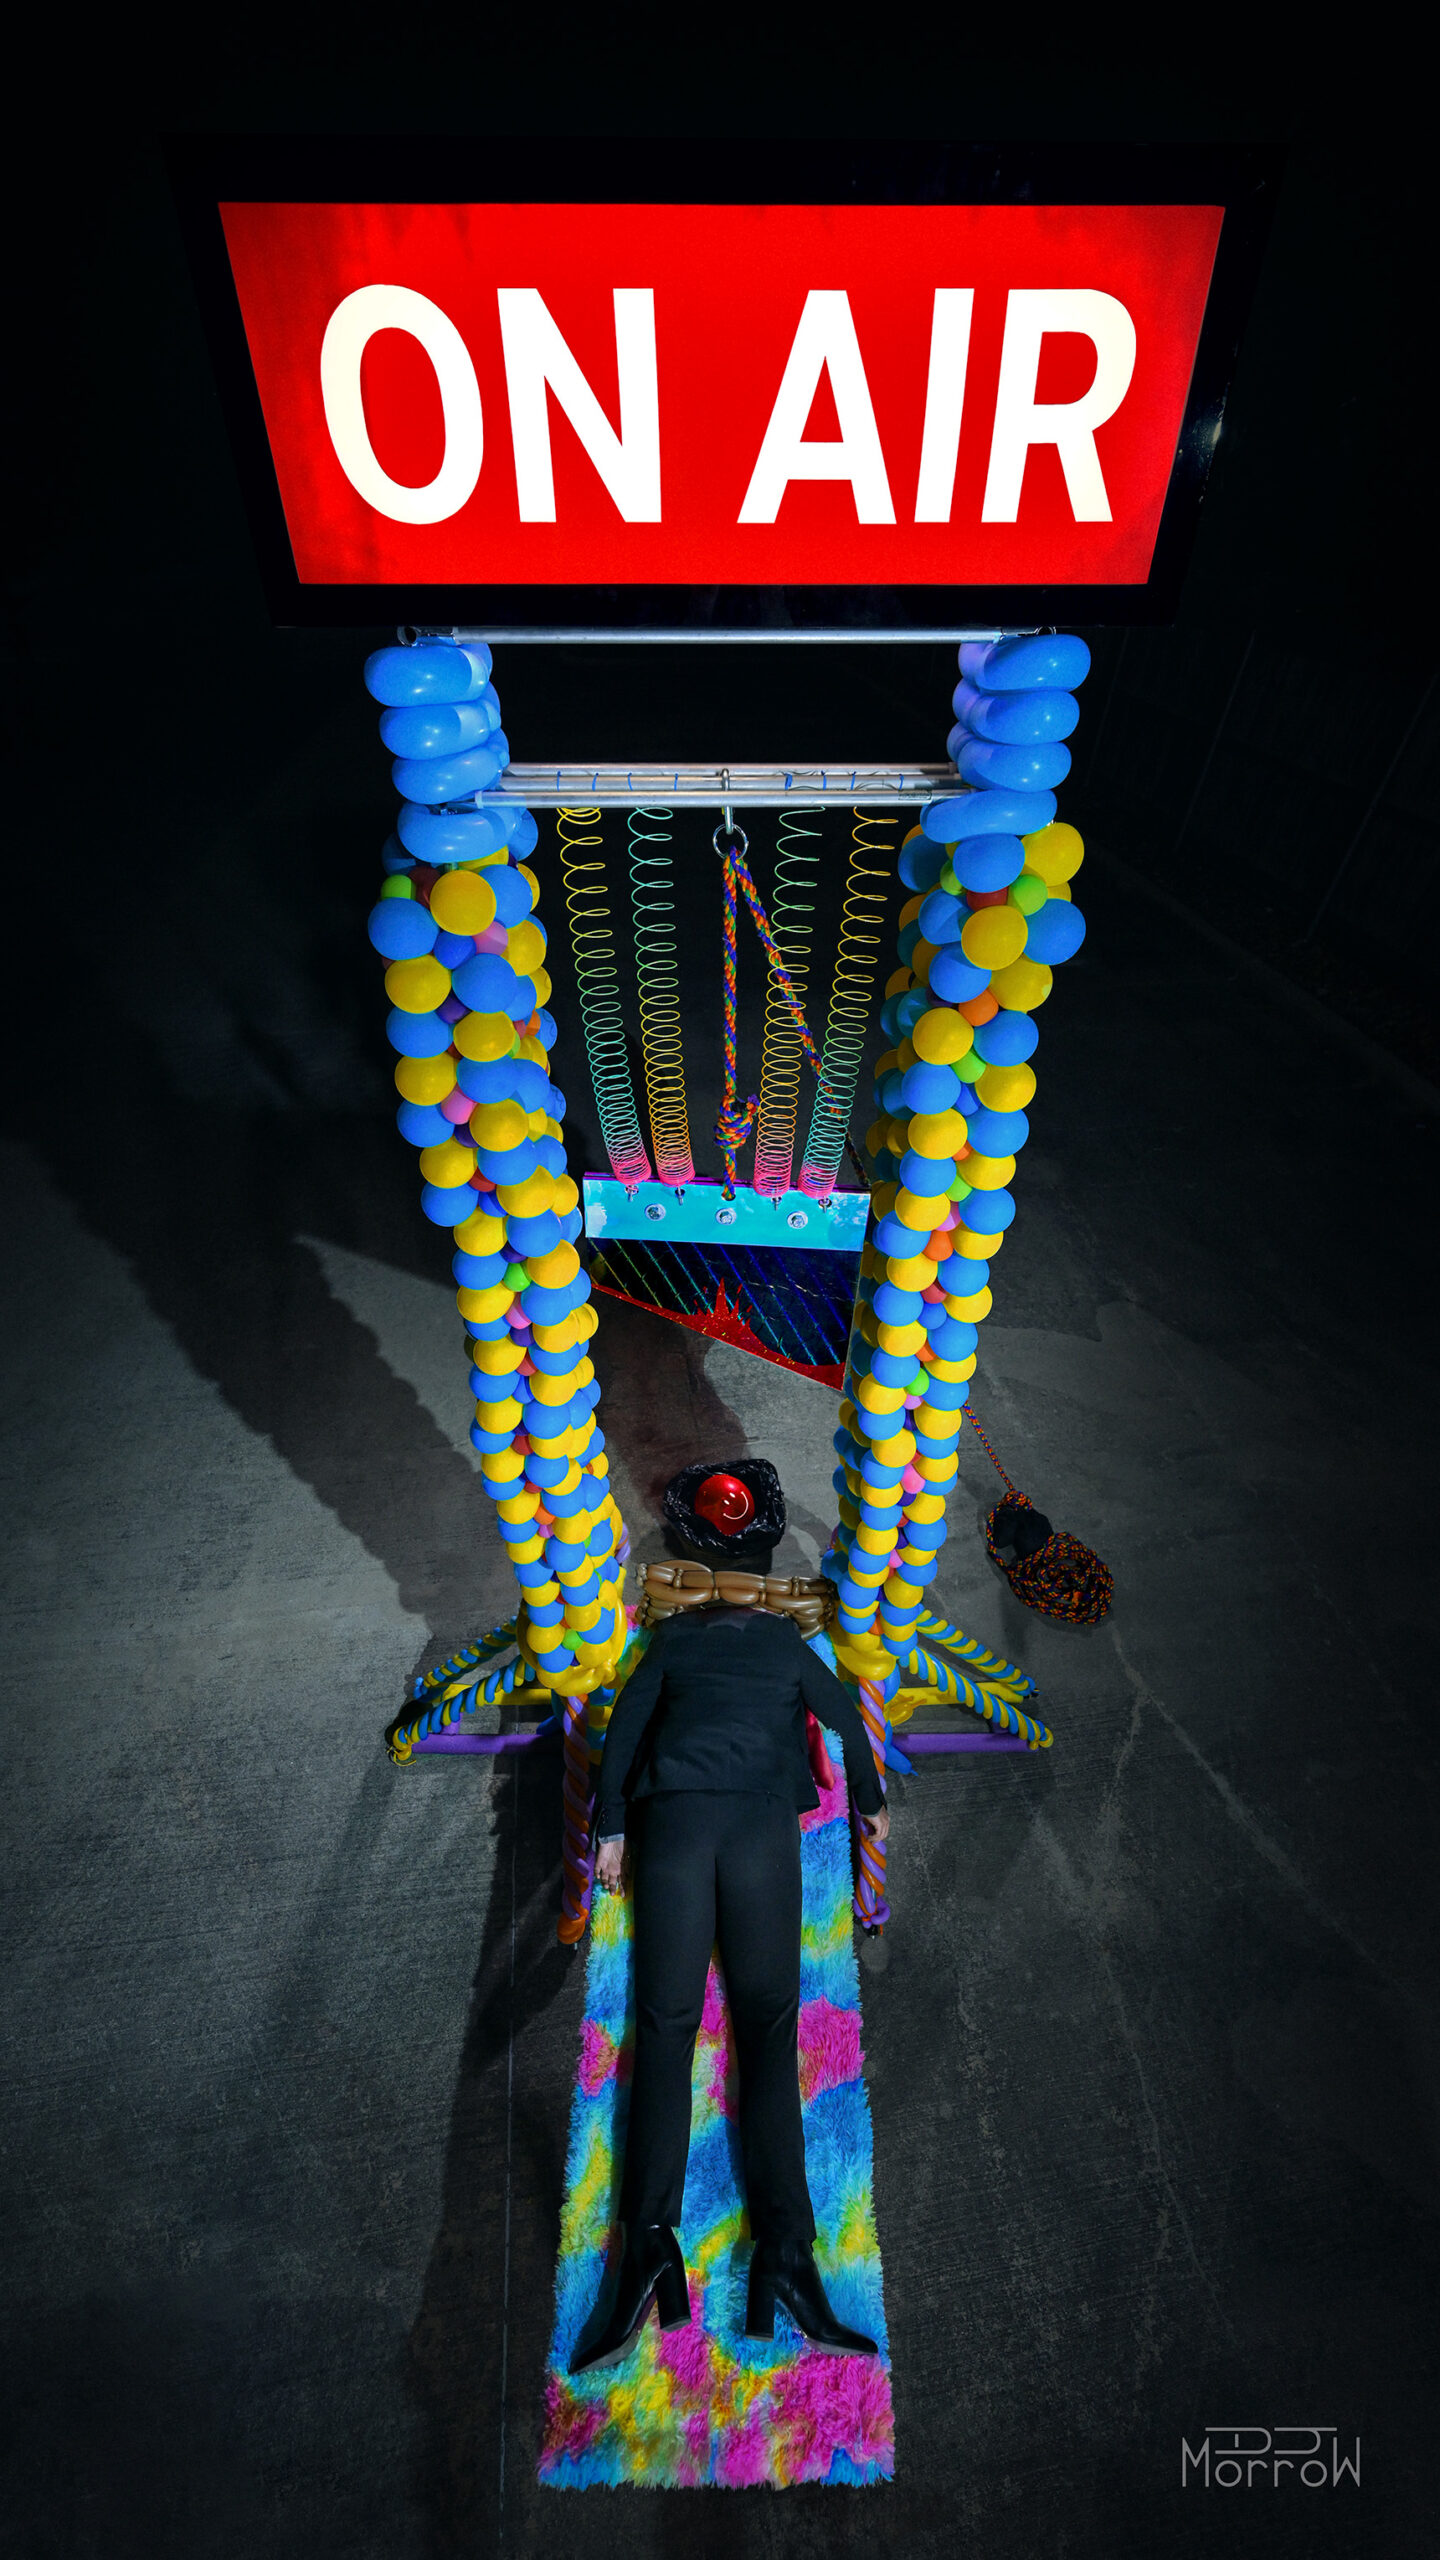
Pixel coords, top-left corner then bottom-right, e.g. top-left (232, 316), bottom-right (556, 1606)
top-left (476, 762), bottom-right (959, 807)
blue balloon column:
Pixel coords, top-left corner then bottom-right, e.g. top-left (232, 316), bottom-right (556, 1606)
top-left (365, 638), bottom-right (629, 1940)
top-left (823, 633), bottom-right (1091, 1921)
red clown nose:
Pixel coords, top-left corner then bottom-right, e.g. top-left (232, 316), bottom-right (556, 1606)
top-left (692, 1472), bottom-right (756, 1534)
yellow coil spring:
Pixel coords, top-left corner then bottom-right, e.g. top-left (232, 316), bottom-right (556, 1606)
top-left (557, 808), bottom-right (652, 1185)
top-left (628, 806), bottom-right (694, 1185)
top-left (754, 811), bottom-right (820, 1196)
top-left (800, 808), bottom-right (896, 1194)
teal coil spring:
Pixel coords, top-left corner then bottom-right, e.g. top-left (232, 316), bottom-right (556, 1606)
top-left (628, 806), bottom-right (695, 1184)
top-left (557, 807), bottom-right (652, 1185)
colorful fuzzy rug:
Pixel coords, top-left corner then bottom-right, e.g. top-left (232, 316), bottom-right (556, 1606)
top-left (539, 1702), bottom-right (894, 2490)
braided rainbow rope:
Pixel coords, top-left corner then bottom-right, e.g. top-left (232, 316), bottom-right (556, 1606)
top-left (713, 842), bottom-right (759, 1190)
top-left (852, 1677), bottom-right (890, 1928)
top-left (800, 813), bottom-right (894, 1197)
top-left (753, 814), bottom-right (819, 1198)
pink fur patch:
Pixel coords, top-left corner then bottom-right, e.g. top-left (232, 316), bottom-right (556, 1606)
top-left (717, 2411), bottom-right (772, 2488)
top-left (701, 1964), bottom-right (728, 2037)
top-left (773, 2352), bottom-right (894, 2469)
top-left (800, 1764), bottom-right (847, 1833)
top-left (578, 2019), bottom-right (619, 2095)
top-left (657, 2296), bottom-right (713, 2392)
top-left (796, 1998), bottom-right (863, 2104)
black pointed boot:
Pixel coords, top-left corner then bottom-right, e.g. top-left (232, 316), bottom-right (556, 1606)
top-left (569, 2222), bottom-right (691, 2374)
top-left (745, 2239), bottom-right (878, 2356)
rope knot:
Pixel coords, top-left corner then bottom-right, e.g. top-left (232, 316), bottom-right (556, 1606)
top-left (984, 1492), bottom-right (1113, 1627)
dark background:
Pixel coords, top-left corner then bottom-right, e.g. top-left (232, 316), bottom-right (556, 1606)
top-left (2, 24), bottom-right (1436, 2560)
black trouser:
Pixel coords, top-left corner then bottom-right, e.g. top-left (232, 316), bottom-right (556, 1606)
top-left (619, 1789), bottom-right (813, 2249)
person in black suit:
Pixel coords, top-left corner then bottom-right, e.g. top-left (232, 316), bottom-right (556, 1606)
top-left (570, 1463), bottom-right (888, 2374)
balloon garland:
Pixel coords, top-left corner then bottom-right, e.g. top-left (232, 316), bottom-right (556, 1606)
top-left (364, 640), bottom-right (632, 1820)
top-left (822, 632), bottom-right (1091, 1924)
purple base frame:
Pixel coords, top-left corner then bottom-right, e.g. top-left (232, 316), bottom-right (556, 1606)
top-left (408, 1729), bottom-right (1030, 1757)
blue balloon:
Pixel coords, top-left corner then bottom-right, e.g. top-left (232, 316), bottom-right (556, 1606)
top-left (387, 1007), bottom-right (454, 1057)
top-left (453, 1250), bottom-right (507, 1287)
top-left (917, 888), bottom-right (964, 945)
top-left (896, 990), bottom-right (929, 1034)
top-left (532, 1135), bottom-right (567, 1178)
top-left (506, 1211), bottom-right (563, 1258)
top-left (470, 1419), bottom-right (517, 1455)
top-left (898, 836), bottom-right (946, 892)
top-left (879, 1068), bottom-right (907, 1112)
top-left (1024, 899), bottom-right (1087, 965)
top-left (967, 1105), bottom-right (1030, 1156)
top-left (422, 1180), bottom-right (481, 1227)
top-left (525, 1275), bottom-right (588, 1324)
top-left (465, 1314), bottom-right (511, 1341)
top-left (897, 918), bottom-right (921, 967)
top-left (488, 862), bottom-right (535, 926)
top-left (368, 898), bottom-right (438, 961)
top-left (509, 809), bottom-right (540, 858)
top-left (471, 1366), bottom-right (521, 1403)
top-left (960, 1185), bottom-right (1015, 1231)
top-left (921, 1376), bottom-right (970, 1412)
top-left (869, 1348), bottom-right (916, 1388)
top-left (378, 691), bottom-right (500, 757)
top-left (951, 680), bottom-right (1080, 745)
top-left (392, 736), bottom-right (509, 805)
top-left (396, 1101), bottom-right (453, 1147)
top-left (928, 947), bottom-right (990, 1005)
top-left (921, 786), bottom-right (1057, 843)
top-left (381, 834), bottom-right (414, 875)
top-left (956, 734), bottom-right (1072, 792)
top-left (364, 640), bottom-right (492, 706)
top-left (432, 927), bottom-right (475, 967)
top-left (928, 1315), bottom-right (977, 1358)
top-left (956, 1082), bottom-right (978, 1115)
top-left (873, 1282), bottom-right (923, 1326)
top-left (475, 1138), bottom-right (540, 1184)
top-left (508, 1059), bottom-right (549, 1110)
top-left (859, 1452), bottom-right (907, 1489)
top-left (452, 950), bottom-right (526, 1016)
top-left (901, 1060), bottom-right (961, 1113)
top-left (525, 1452), bottom-right (571, 1488)
top-left (873, 1214), bottom-right (917, 1257)
top-left (945, 1257), bottom-right (989, 1297)
top-left (397, 802), bottom-right (510, 863)
top-left (456, 1055), bottom-right (520, 1103)
top-left (898, 1150), bottom-right (956, 1198)
top-left (973, 1011), bottom-right (1039, 1066)
top-left (534, 1008), bottom-right (558, 1050)
top-left (947, 835), bottom-right (1026, 894)
top-left (959, 632), bottom-right (1091, 691)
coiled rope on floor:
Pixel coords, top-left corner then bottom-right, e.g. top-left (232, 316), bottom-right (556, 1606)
top-left (966, 1407), bottom-right (1114, 1627)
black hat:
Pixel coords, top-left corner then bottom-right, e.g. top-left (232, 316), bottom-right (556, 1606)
top-left (662, 1460), bottom-right (785, 1573)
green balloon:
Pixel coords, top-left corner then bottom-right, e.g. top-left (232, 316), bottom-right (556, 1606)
top-left (1010, 870), bottom-right (1047, 916)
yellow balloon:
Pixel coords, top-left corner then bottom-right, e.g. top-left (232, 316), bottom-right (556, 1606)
top-left (911, 1007), bottom-right (972, 1065)
top-left (894, 1189), bottom-right (951, 1231)
top-left (527, 1242), bottom-right (580, 1288)
top-left (429, 868), bottom-right (497, 935)
top-left (871, 1429), bottom-right (917, 1468)
top-left (478, 1396), bottom-right (524, 1434)
top-left (962, 1151), bottom-right (1016, 1190)
top-left (945, 1283), bottom-right (993, 1322)
top-left (858, 1375), bottom-right (906, 1413)
top-left (452, 1010), bottom-right (514, 1061)
top-left (395, 1052), bottom-right (456, 1104)
top-left (498, 1170), bottom-right (557, 1217)
top-left (886, 1252), bottom-right (936, 1291)
top-left (462, 1284), bottom-right (514, 1324)
top-left (470, 1098), bottom-right (528, 1151)
top-left (418, 1137), bottom-right (476, 1187)
top-left (516, 863), bottom-right (541, 905)
top-left (897, 892), bottom-right (926, 929)
top-left (533, 967), bottom-right (553, 1008)
top-left (385, 955), bottom-right (452, 1013)
top-left (1021, 820), bottom-right (1084, 885)
top-left (846, 1556), bottom-right (889, 1587)
top-left (854, 1521), bottom-right (896, 1555)
top-left (960, 906), bottom-right (1028, 971)
top-left (481, 1447), bottom-right (524, 1484)
top-left (977, 1061), bottom-right (1036, 1110)
top-left (910, 938), bottom-right (937, 986)
top-left (553, 1175), bottom-right (580, 1216)
top-left (876, 1321), bottom-right (927, 1354)
top-left (454, 1206), bottom-right (505, 1255)
top-left (906, 1108), bottom-right (967, 1159)
top-left (457, 1286), bottom-right (514, 1325)
top-left (953, 1228), bottom-right (999, 1258)
top-left (530, 1371), bottom-right (579, 1407)
top-left (989, 957), bottom-right (1053, 1012)
top-left (525, 1109), bottom-right (549, 1137)
top-left (508, 918), bottom-right (547, 975)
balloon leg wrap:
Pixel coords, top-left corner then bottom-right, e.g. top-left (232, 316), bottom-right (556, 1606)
top-left (826, 633), bottom-right (1091, 1756)
top-left (558, 1693), bottom-right (596, 1945)
top-left (364, 638), bottom-right (631, 1934)
top-left (851, 1677), bottom-right (891, 1930)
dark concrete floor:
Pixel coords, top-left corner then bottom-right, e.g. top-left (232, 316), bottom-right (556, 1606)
top-left (2, 743), bottom-right (1436, 2559)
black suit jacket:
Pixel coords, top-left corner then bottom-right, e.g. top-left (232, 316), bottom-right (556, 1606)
top-left (594, 1606), bottom-right (885, 1836)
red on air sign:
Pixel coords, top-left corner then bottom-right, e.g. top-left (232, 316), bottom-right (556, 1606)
top-left (174, 144), bottom-right (1273, 629)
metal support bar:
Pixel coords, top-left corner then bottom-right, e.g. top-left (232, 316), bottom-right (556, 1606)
top-left (406, 625), bottom-right (1024, 648)
top-left (461, 761), bottom-right (960, 808)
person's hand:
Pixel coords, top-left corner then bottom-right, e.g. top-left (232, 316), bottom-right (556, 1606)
top-left (595, 1836), bottom-right (627, 1894)
top-left (861, 1806), bottom-right (889, 1844)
